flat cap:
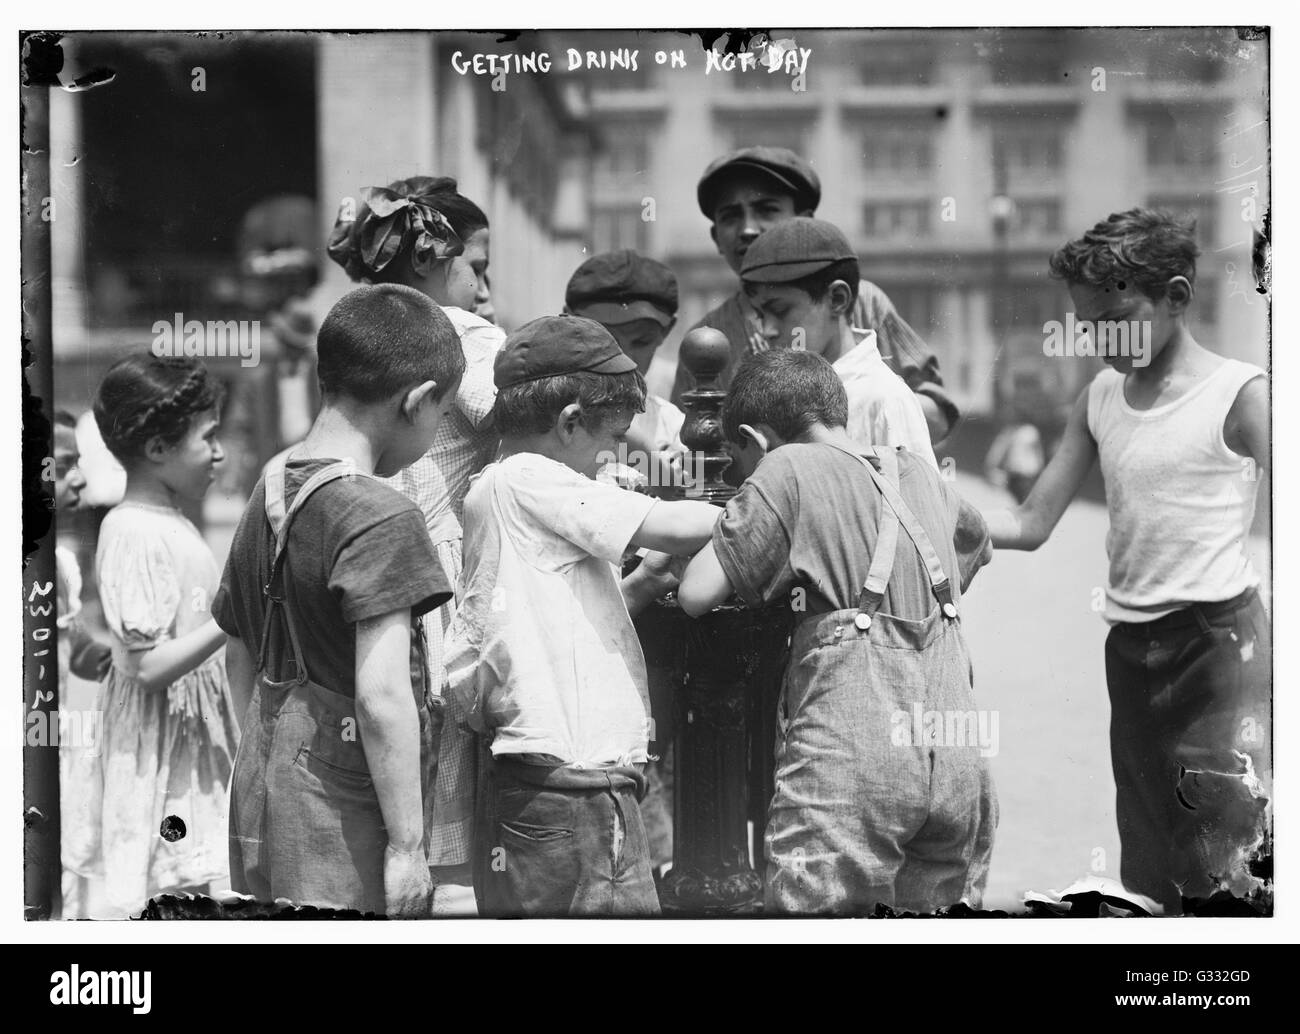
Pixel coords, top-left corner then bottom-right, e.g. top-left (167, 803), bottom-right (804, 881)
top-left (565, 250), bottom-right (678, 327)
top-left (494, 314), bottom-right (638, 389)
top-left (740, 217), bottom-right (856, 282)
top-left (697, 146), bottom-right (821, 219)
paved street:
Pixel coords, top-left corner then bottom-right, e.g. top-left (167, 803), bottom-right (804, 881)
top-left (954, 472), bottom-right (1271, 912)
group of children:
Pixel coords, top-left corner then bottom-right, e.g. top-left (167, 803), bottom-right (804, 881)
top-left (54, 153), bottom-right (1269, 918)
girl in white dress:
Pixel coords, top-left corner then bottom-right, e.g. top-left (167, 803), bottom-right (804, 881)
top-left (91, 355), bottom-right (239, 915)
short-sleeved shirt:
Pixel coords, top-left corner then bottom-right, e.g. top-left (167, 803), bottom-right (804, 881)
top-left (96, 501), bottom-right (224, 678)
top-left (213, 457), bottom-right (453, 698)
top-left (444, 452), bottom-right (658, 767)
top-left (713, 442), bottom-right (991, 620)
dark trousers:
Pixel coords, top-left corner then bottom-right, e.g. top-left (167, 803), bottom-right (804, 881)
top-left (473, 755), bottom-right (660, 917)
top-left (1105, 589), bottom-right (1271, 913)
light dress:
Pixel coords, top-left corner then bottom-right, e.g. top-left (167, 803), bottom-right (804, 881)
top-left (93, 500), bottom-right (239, 914)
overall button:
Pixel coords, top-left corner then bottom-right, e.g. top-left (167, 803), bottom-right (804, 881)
top-left (854, 612), bottom-right (872, 631)
top-left (942, 602), bottom-right (958, 619)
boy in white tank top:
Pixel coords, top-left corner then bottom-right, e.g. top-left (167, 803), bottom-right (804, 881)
top-left (982, 208), bottom-right (1270, 915)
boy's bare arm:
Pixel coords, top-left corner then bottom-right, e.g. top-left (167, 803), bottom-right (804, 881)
top-left (356, 610), bottom-right (431, 917)
top-left (622, 551), bottom-right (686, 617)
top-left (983, 388), bottom-right (1097, 550)
top-left (1224, 375), bottom-right (1269, 475)
top-left (224, 635), bottom-right (257, 732)
top-left (678, 543), bottom-right (735, 617)
top-left (355, 611), bottom-right (424, 851)
top-left (629, 499), bottom-right (720, 556)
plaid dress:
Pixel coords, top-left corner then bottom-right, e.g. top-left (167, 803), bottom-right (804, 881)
top-left (381, 307), bottom-right (504, 867)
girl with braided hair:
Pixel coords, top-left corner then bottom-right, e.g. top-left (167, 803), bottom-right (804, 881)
top-left (90, 354), bottom-right (240, 915)
top-left (327, 176), bottom-right (503, 896)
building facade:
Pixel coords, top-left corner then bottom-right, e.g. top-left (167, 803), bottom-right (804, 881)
top-left (573, 28), bottom-right (1268, 414)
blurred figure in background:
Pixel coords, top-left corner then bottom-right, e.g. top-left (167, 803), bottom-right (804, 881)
top-left (52, 410), bottom-right (113, 919)
top-left (984, 402), bottom-right (1046, 504)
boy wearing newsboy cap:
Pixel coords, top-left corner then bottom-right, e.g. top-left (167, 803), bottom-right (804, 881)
top-left (444, 314), bottom-right (719, 917)
top-left (565, 251), bottom-right (688, 488)
top-left (741, 216), bottom-right (938, 469)
top-left (673, 146), bottom-right (958, 447)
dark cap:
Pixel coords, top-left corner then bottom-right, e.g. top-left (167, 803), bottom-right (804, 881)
top-left (740, 217), bottom-right (856, 283)
top-left (565, 250), bottom-right (678, 327)
top-left (494, 314), bottom-right (639, 389)
top-left (697, 146), bottom-right (821, 219)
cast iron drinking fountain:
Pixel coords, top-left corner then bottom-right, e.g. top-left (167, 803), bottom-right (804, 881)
top-left (635, 327), bottom-right (794, 915)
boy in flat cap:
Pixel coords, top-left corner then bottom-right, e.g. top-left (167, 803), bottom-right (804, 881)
top-left (741, 217), bottom-right (938, 469)
top-left (673, 146), bottom-right (959, 446)
top-left (444, 315), bottom-right (719, 916)
top-left (565, 250), bottom-right (688, 489)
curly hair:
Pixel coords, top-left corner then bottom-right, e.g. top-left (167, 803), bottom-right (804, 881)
top-left (1049, 207), bottom-right (1200, 299)
top-left (93, 355), bottom-right (224, 465)
top-left (327, 175), bottom-right (489, 284)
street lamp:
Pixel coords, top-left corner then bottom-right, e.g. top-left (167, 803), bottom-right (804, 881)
top-left (989, 140), bottom-right (1016, 423)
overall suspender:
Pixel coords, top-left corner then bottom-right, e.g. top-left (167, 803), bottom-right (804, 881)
top-left (259, 454), bottom-right (372, 685)
top-left (823, 443), bottom-right (959, 631)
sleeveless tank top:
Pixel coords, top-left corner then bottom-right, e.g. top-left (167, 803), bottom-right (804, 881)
top-left (1086, 359), bottom-right (1265, 624)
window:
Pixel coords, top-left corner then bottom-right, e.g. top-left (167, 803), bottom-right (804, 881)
top-left (1005, 282), bottom-right (1068, 329)
top-left (593, 123), bottom-right (652, 186)
top-left (860, 124), bottom-right (934, 180)
top-left (992, 124), bottom-right (1064, 177)
top-left (720, 117), bottom-right (809, 157)
top-left (1142, 114), bottom-right (1216, 175)
top-left (863, 201), bottom-right (931, 239)
top-left (858, 41), bottom-right (936, 86)
top-left (1147, 195), bottom-right (1217, 245)
top-left (989, 34), bottom-right (1069, 85)
top-left (1146, 31), bottom-right (1226, 83)
top-left (883, 283), bottom-right (942, 331)
top-left (592, 205), bottom-right (650, 253)
top-left (1011, 199), bottom-right (1062, 239)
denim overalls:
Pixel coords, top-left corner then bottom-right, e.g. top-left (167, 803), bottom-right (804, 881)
top-left (228, 456), bottom-right (440, 913)
top-left (764, 446), bottom-right (997, 915)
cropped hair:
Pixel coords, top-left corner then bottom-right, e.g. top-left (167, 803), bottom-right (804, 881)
top-left (1049, 207), bottom-right (1200, 299)
top-left (327, 175), bottom-right (488, 284)
top-left (722, 349), bottom-right (848, 444)
top-left (316, 283), bottom-right (465, 403)
top-left (745, 257), bottom-right (860, 308)
top-left (93, 355), bottom-right (224, 465)
top-left (492, 370), bottom-right (647, 438)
